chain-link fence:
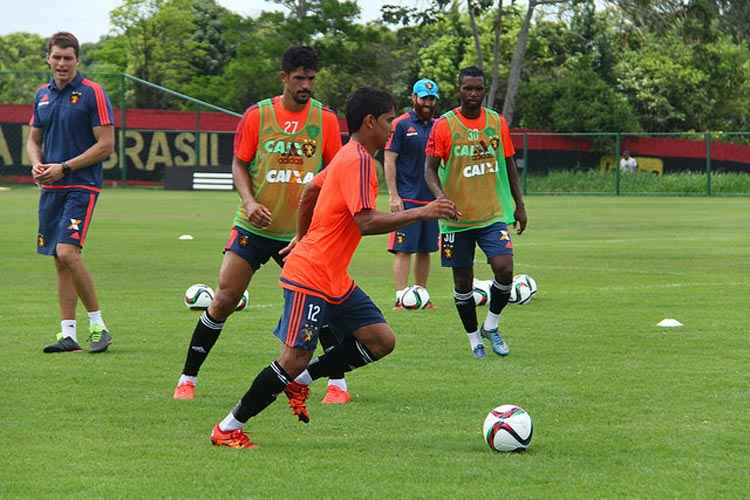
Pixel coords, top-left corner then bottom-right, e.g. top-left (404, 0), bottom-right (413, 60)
top-left (2, 70), bottom-right (749, 195)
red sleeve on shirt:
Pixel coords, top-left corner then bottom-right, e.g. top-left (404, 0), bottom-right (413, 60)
top-left (500, 116), bottom-right (515, 157)
top-left (233, 105), bottom-right (261, 163)
top-left (321, 109), bottom-right (342, 166)
top-left (425, 117), bottom-right (451, 161)
top-left (344, 145), bottom-right (377, 215)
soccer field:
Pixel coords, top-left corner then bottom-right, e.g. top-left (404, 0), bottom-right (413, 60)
top-left (1, 186), bottom-right (748, 499)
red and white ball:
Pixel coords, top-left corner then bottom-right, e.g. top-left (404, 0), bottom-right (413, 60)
top-left (482, 404), bottom-right (533, 452)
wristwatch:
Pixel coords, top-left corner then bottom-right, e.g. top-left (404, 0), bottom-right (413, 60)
top-left (62, 162), bottom-right (71, 175)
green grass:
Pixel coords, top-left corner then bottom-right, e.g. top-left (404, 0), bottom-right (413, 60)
top-left (526, 170), bottom-right (750, 195)
top-left (1, 186), bottom-right (748, 499)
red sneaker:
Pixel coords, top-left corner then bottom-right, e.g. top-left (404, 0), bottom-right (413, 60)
top-left (284, 381), bottom-right (310, 423)
top-left (173, 381), bottom-right (195, 400)
top-left (321, 385), bottom-right (351, 405)
top-left (210, 424), bottom-right (255, 449)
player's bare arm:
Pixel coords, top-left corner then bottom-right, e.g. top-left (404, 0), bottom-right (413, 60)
top-left (353, 199), bottom-right (458, 236)
top-left (232, 156), bottom-right (272, 228)
top-left (424, 155), bottom-right (447, 199)
top-left (384, 150), bottom-right (403, 212)
top-left (27, 127), bottom-right (44, 178)
top-left (505, 156), bottom-right (527, 235)
top-left (36, 125), bottom-right (114, 184)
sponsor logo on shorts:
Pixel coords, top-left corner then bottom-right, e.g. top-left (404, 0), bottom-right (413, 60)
top-left (37, 233), bottom-right (45, 247)
top-left (67, 218), bottom-right (81, 231)
top-left (238, 235), bottom-right (249, 247)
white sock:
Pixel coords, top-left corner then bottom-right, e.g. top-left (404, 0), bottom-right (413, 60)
top-left (396, 287), bottom-right (408, 301)
top-left (219, 411), bottom-right (244, 432)
top-left (179, 374), bottom-right (197, 386)
top-left (467, 330), bottom-right (482, 349)
top-left (295, 370), bottom-right (313, 386)
top-left (61, 320), bottom-right (77, 341)
top-left (328, 378), bottom-right (348, 391)
top-left (484, 312), bottom-right (500, 331)
top-left (87, 310), bottom-right (106, 329)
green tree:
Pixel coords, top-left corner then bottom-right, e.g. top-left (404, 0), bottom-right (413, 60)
top-left (0, 33), bottom-right (48, 104)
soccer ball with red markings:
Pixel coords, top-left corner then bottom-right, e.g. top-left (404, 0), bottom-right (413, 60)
top-left (184, 284), bottom-right (215, 310)
top-left (472, 279), bottom-right (492, 306)
top-left (482, 404), bottom-right (533, 452)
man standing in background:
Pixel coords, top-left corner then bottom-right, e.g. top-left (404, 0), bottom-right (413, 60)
top-left (29, 31), bottom-right (115, 354)
top-left (384, 79), bottom-right (440, 308)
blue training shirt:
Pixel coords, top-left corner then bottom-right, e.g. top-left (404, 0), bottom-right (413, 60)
top-left (31, 72), bottom-right (114, 191)
top-left (385, 109), bottom-right (435, 204)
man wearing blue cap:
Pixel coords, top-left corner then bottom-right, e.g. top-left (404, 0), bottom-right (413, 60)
top-left (384, 78), bottom-right (441, 308)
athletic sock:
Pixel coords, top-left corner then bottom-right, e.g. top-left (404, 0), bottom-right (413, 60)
top-left (318, 325), bottom-right (345, 380)
top-left (307, 338), bottom-right (376, 381)
top-left (484, 280), bottom-right (511, 330)
top-left (87, 310), bottom-right (106, 330)
top-left (232, 361), bottom-right (291, 423)
top-left (454, 289), bottom-right (478, 333)
top-left (182, 310), bottom-right (225, 377)
top-left (295, 370), bottom-right (313, 386)
top-left (61, 320), bottom-right (77, 341)
top-left (219, 412), bottom-right (245, 432)
top-left (328, 378), bottom-right (348, 391)
top-left (467, 330), bottom-right (482, 349)
top-left (178, 374), bottom-right (197, 386)
top-left (395, 287), bottom-right (409, 302)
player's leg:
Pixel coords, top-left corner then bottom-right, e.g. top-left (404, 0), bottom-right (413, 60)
top-left (441, 230), bottom-right (484, 357)
top-left (296, 287), bottom-right (391, 387)
top-left (175, 227), bottom-right (270, 399)
top-left (392, 252), bottom-right (411, 308)
top-left (478, 223), bottom-right (514, 356)
top-left (318, 325), bottom-right (351, 404)
top-left (42, 255), bottom-right (83, 353)
top-left (211, 289), bottom-right (323, 446)
top-left (414, 217), bottom-right (439, 303)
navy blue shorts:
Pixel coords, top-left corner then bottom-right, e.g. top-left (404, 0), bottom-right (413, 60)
top-left (440, 221), bottom-right (514, 268)
top-left (274, 286), bottom-right (386, 351)
top-left (224, 226), bottom-right (288, 271)
top-left (37, 189), bottom-right (99, 256)
top-left (387, 201), bottom-right (439, 254)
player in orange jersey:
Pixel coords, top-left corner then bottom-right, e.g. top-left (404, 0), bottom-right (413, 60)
top-left (173, 46), bottom-right (351, 404)
top-left (210, 87), bottom-right (458, 448)
top-left (425, 66), bottom-right (527, 359)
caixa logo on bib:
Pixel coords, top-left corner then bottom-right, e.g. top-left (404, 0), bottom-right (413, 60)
top-left (265, 169), bottom-right (315, 184)
top-left (463, 162), bottom-right (497, 178)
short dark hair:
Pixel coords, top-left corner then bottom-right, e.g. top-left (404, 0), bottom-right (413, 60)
top-left (345, 87), bottom-right (395, 133)
top-left (458, 66), bottom-right (484, 85)
top-left (281, 46), bottom-right (318, 73)
top-left (47, 32), bottom-right (80, 58)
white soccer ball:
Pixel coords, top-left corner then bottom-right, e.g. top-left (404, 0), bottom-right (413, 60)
top-left (482, 404), bottom-right (533, 452)
top-left (400, 285), bottom-right (431, 310)
top-left (509, 274), bottom-right (536, 305)
top-left (472, 279), bottom-right (492, 306)
top-left (235, 290), bottom-right (250, 311)
top-left (184, 284), bottom-right (215, 310)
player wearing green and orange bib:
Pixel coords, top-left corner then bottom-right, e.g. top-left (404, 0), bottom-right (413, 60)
top-left (173, 47), bottom-right (351, 405)
top-left (425, 66), bottom-right (528, 359)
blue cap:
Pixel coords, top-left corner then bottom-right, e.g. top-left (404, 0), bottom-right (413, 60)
top-left (413, 78), bottom-right (439, 99)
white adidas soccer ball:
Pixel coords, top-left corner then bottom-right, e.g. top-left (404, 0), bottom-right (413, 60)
top-left (482, 404), bottom-right (533, 452)
top-left (184, 284), bottom-right (215, 310)
top-left (400, 285), bottom-right (431, 310)
top-left (235, 290), bottom-right (250, 311)
top-left (509, 274), bottom-right (536, 305)
top-left (472, 279), bottom-right (492, 306)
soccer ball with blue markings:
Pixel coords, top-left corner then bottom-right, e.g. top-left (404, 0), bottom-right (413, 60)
top-left (400, 285), bottom-right (431, 310)
top-left (483, 404), bottom-right (533, 452)
top-left (184, 284), bottom-right (215, 310)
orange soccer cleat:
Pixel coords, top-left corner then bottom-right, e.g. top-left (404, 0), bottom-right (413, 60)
top-left (284, 381), bottom-right (310, 423)
top-left (173, 381), bottom-right (196, 400)
top-left (321, 385), bottom-right (351, 405)
top-left (210, 424), bottom-right (255, 449)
